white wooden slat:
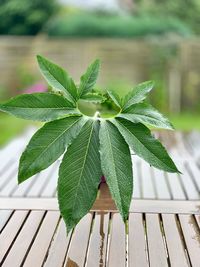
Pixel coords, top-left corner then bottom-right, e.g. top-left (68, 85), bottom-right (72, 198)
top-left (129, 213), bottom-right (148, 267)
top-left (0, 210), bottom-right (13, 232)
top-left (179, 214), bottom-right (200, 267)
top-left (162, 214), bottom-right (188, 267)
top-left (152, 168), bottom-right (171, 200)
top-left (132, 160), bottom-right (141, 198)
top-left (0, 162), bottom-right (18, 191)
top-left (0, 210), bottom-right (28, 263)
top-left (23, 211), bottom-right (60, 267)
top-left (2, 211), bottom-right (45, 267)
top-left (176, 161), bottom-right (199, 200)
top-left (166, 173), bottom-right (186, 200)
top-left (26, 165), bottom-right (55, 197)
top-left (12, 175), bottom-right (38, 197)
top-left (140, 161), bottom-right (156, 199)
top-left (186, 161), bottom-right (200, 192)
top-left (43, 220), bottom-right (71, 267)
top-left (108, 213), bottom-right (126, 267)
top-left (0, 165), bottom-right (18, 197)
top-left (40, 163), bottom-right (58, 197)
top-left (146, 214), bottom-right (168, 267)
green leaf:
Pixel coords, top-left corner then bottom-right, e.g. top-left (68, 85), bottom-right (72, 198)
top-left (58, 119), bottom-right (101, 233)
top-left (0, 93), bottom-right (79, 122)
top-left (112, 118), bottom-right (180, 173)
top-left (79, 59), bottom-right (100, 96)
top-left (119, 103), bottom-right (174, 130)
top-left (99, 120), bottom-right (133, 222)
top-left (37, 55), bottom-right (77, 104)
top-left (81, 93), bottom-right (106, 103)
top-left (18, 116), bottom-right (87, 183)
top-left (122, 81), bottom-right (154, 110)
top-left (107, 90), bottom-right (122, 109)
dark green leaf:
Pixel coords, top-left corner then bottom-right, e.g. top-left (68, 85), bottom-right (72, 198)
top-left (119, 103), bottom-right (174, 130)
top-left (79, 59), bottom-right (100, 96)
top-left (99, 120), bottom-right (133, 222)
top-left (18, 116), bottom-right (87, 183)
top-left (37, 55), bottom-right (77, 104)
top-left (0, 93), bottom-right (79, 121)
top-left (122, 81), bottom-right (154, 110)
top-left (112, 118), bottom-right (180, 173)
top-left (107, 90), bottom-right (122, 109)
top-left (81, 93), bottom-right (106, 103)
top-left (58, 119), bottom-right (101, 233)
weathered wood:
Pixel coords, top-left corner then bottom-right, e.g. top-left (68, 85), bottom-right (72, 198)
top-left (107, 213), bottom-right (126, 267)
top-left (128, 213), bottom-right (148, 267)
top-left (146, 214), bottom-right (168, 267)
top-left (162, 214), bottom-right (188, 267)
top-left (65, 214), bottom-right (92, 267)
top-left (0, 210), bottom-right (13, 232)
top-left (179, 215), bottom-right (200, 267)
top-left (0, 199), bottom-right (200, 266)
top-left (86, 212), bottom-right (109, 267)
top-left (23, 211), bottom-right (60, 267)
top-left (166, 172), bottom-right (186, 200)
top-left (1, 130), bottom-right (200, 201)
top-left (152, 168), bottom-right (171, 200)
top-left (1, 197), bottom-right (200, 215)
top-left (0, 210), bottom-right (28, 264)
top-left (43, 220), bottom-right (72, 267)
top-left (2, 211), bottom-right (45, 267)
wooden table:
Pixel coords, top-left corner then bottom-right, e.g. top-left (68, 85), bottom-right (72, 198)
top-left (0, 129), bottom-right (200, 200)
top-left (0, 129), bottom-right (200, 266)
top-left (1, 194), bottom-right (200, 267)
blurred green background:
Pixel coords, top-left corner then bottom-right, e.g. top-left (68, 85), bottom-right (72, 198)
top-left (0, 0), bottom-right (200, 146)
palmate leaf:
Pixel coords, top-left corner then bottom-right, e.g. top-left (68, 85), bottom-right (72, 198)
top-left (37, 55), bottom-right (77, 104)
top-left (0, 93), bottom-right (79, 121)
top-left (122, 81), bottom-right (154, 111)
top-left (18, 116), bottom-right (87, 183)
top-left (112, 118), bottom-right (180, 173)
top-left (79, 59), bottom-right (100, 96)
top-left (119, 103), bottom-right (174, 130)
top-left (58, 119), bottom-right (101, 233)
top-left (0, 54), bottom-right (180, 234)
top-left (99, 120), bottom-right (133, 221)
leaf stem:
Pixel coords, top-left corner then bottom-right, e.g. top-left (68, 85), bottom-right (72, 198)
top-left (93, 111), bottom-right (101, 119)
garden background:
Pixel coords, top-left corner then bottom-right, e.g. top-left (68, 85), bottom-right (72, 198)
top-left (0, 0), bottom-right (200, 145)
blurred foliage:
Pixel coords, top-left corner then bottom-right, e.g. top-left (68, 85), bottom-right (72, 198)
top-left (46, 12), bottom-right (191, 38)
top-left (134, 0), bottom-right (200, 34)
top-left (0, 0), bottom-right (59, 35)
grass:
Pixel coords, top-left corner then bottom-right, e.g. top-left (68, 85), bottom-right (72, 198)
top-left (168, 113), bottom-right (200, 131)
top-left (0, 114), bottom-right (40, 147)
top-left (0, 113), bottom-right (199, 147)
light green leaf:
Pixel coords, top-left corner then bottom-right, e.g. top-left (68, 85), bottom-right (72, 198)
top-left (122, 81), bottom-right (154, 110)
top-left (79, 59), bottom-right (100, 96)
top-left (81, 93), bottom-right (106, 103)
top-left (58, 119), bottom-right (101, 233)
top-left (107, 90), bottom-right (122, 108)
top-left (119, 103), bottom-right (174, 130)
top-left (99, 120), bottom-right (133, 222)
top-left (112, 118), bottom-right (180, 173)
top-left (18, 116), bottom-right (87, 183)
top-left (0, 93), bottom-right (79, 122)
top-left (37, 55), bottom-right (77, 104)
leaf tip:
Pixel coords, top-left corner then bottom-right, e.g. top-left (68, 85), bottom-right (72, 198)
top-left (36, 54), bottom-right (42, 61)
